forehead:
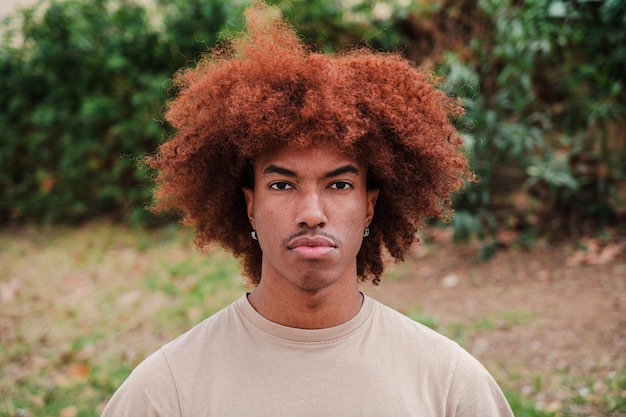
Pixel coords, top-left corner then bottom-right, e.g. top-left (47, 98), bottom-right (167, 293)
top-left (254, 145), bottom-right (364, 174)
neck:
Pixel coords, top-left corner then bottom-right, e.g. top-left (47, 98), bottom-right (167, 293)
top-left (247, 281), bottom-right (363, 329)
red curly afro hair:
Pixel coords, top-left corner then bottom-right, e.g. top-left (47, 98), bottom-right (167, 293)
top-left (148, 1), bottom-right (471, 286)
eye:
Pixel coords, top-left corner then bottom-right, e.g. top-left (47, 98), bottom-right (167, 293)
top-left (270, 182), bottom-right (294, 190)
top-left (329, 181), bottom-right (353, 190)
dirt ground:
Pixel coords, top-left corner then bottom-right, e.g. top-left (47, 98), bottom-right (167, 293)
top-left (363, 230), bottom-right (626, 414)
top-left (1, 223), bottom-right (624, 415)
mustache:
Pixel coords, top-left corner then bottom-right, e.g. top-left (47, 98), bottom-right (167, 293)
top-left (282, 230), bottom-right (341, 247)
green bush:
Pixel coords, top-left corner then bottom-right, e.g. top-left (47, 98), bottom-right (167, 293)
top-left (440, 0), bottom-right (626, 241)
top-left (0, 0), bottom-right (230, 224)
top-left (268, 0), bottom-right (425, 52)
top-left (1, 0), bottom-right (624, 234)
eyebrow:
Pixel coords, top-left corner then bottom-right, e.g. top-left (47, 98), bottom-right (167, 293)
top-left (262, 164), bottom-right (360, 178)
top-left (325, 165), bottom-right (360, 178)
top-left (262, 165), bottom-right (297, 177)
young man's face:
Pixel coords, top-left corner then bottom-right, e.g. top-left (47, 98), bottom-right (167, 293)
top-left (243, 145), bottom-right (378, 293)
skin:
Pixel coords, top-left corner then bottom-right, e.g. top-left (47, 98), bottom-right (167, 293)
top-left (242, 145), bottom-right (379, 329)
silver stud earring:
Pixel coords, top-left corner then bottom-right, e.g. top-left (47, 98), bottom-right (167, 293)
top-left (363, 227), bottom-right (370, 237)
top-left (251, 230), bottom-right (258, 240)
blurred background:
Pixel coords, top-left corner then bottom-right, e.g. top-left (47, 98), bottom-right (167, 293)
top-left (1, 0), bottom-right (624, 239)
top-left (0, 0), bottom-right (624, 416)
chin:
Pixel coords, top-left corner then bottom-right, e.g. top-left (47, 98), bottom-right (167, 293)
top-left (292, 270), bottom-right (343, 292)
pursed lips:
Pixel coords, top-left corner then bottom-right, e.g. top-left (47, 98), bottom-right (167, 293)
top-left (287, 235), bottom-right (337, 258)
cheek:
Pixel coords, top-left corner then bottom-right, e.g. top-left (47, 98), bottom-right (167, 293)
top-left (253, 207), bottom-right (286, 240)
top-left (339, 208), bottom-right (368, 242)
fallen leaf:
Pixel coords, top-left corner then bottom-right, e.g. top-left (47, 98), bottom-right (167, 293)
top-left (67, 364), bottom-right (90, 380)
top-left (592, 243), bottom-right (623, 265)
top-left (441, 274), bottom-right (460, 288)
top-left (59, 406), bottom-right (78, 417)
top-left (496, 229), bottom-right (519, 246)
top-left (118, 289), bottom-right (141, 307)
top-left (0, 278), bottom-right (22, 302)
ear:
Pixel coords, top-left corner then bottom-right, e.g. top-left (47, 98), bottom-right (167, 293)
top-left (242, 187), bottom-right (255, 228)
top-left (365, 188), bottom-right (379, 226)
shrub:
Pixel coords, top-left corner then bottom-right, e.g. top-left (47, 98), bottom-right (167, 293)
top-left (0, 0), bottom-right (230, 224)
top-left (1, 0), bottom-right (624, 235)
top-left (440, 0), bottom-right (626, 241)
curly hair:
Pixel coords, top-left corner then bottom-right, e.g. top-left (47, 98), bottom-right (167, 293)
top-left (147, 1), bottom-right (471, 286)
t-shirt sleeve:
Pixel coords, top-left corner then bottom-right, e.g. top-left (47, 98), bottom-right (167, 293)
top-left (446, 348), bottom-right (514, 417)
top-left (101, 349), bottom-right (181, 417)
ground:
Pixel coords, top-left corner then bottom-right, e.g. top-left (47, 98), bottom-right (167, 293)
top-left (1, 224), bottom-right (625, 416)
top-left (365, 228), bottom-right (626, 415)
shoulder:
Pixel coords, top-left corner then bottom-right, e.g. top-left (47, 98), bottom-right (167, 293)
top-left (101, 349), bottom-right (180, 416)
top-left (368, 296), bottom-right (459, 352)
top-left (365, 296), bottom-right (464, 381)
top-left (163, 299), bottom-right (240, 351)
top-left (446, 347), bottom-right (514, 416)
top-left (367, 297), bottom-right (514, 416)
top-left (101, 297), bottom-right (245, 416)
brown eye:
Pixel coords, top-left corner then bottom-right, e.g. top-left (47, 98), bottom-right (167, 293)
top-left (330, 181), bottom-right (353, 190)
top-left (270, 182), bottom-right (294, 190)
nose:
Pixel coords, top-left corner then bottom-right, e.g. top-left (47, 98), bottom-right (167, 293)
top-left (295, 189), bottom-right (327, 229)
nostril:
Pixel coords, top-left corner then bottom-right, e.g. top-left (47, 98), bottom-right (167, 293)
top-left (298, 221), bottom-right (326, 229)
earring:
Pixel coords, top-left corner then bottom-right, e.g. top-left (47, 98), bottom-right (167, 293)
top-left (363, 227), bottom-right (370, 237)
top-left (251, 230), bottom-right (258, 240)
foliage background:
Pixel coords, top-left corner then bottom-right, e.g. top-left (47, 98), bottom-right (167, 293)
top-left (1, 0), bottom-right (624, 241)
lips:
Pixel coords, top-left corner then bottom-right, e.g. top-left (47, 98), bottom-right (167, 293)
top-left (288, 235), bottom-right (337, 258)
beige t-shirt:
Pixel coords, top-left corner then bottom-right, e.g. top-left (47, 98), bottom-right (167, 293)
top-left (102, 294), bottom-right (513, 417)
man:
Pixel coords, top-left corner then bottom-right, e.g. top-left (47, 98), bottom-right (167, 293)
top-left (102, 2), bottom-right (513, 416)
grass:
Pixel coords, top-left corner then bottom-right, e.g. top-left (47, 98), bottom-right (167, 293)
top-left (405, 303), bottom-right (626, 417)
top-left (1, 223), bottom-right (624, 416)
top-left (0, 222), bottom-right (245, 416)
